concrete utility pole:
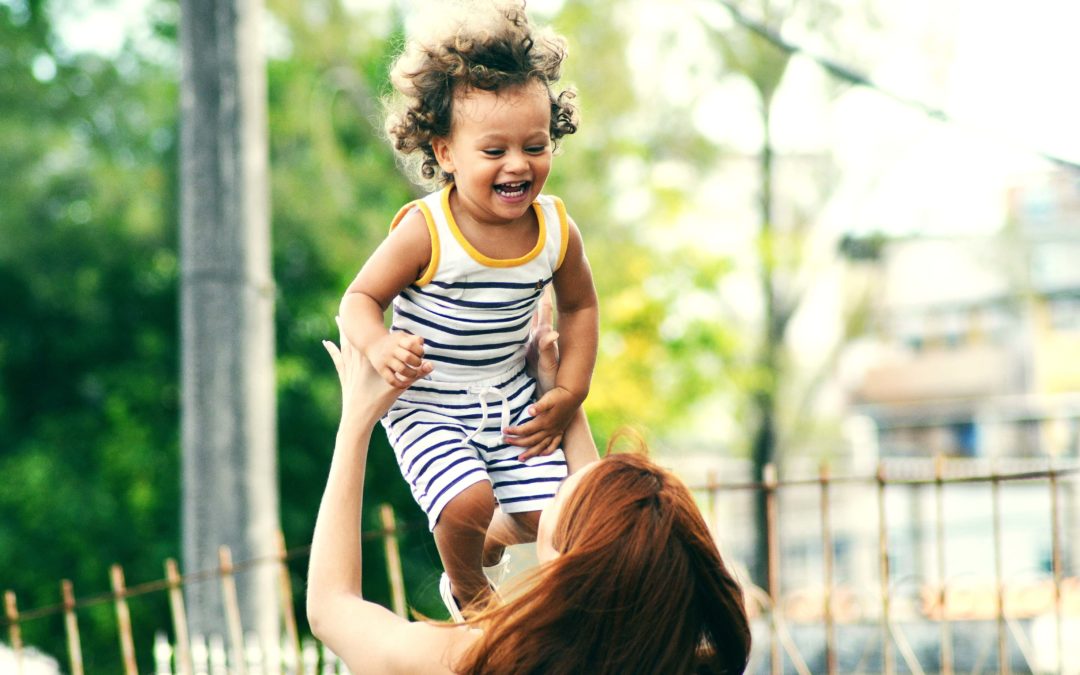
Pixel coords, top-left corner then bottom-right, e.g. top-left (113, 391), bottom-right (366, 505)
top-left (179, 0), bottom-right (279, 646)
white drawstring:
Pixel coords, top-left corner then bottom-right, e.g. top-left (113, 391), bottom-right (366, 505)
top-left (465, 385), bottom-right (512, 442)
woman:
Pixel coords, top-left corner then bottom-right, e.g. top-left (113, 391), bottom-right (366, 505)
top-left (307, 317), bottom-right (751, 674)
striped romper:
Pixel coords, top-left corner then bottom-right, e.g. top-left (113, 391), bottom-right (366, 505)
top-left (381, 185), bottom-right (570, 531)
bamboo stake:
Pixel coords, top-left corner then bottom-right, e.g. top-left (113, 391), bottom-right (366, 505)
top-left (4, 590), bottom-right (23, 675)
top-left (1048, 465), bottom-right (1064, 675)
top-left (934, 454), bottom-right (953, 675)
top-left (110, 564), bottom-right (139, 675)
top-left (380, 504), bottom-right (407, 618)
top-left (991, 466), bottom-right (1008, 675)
top-left (276, 530), bottom-right (303, 675)
top-left (218, 546), bottom-right (248, 675)
top-left (61, 579), bottom-right (84, 675)
top-left (764, 463), bottom-right (781, 675)
top-left (877, 462), bottom-right (893, 675)
top-left (819, 462), bottom-right (837, 675)
top-left (165, 558), bottom-right (194, 675)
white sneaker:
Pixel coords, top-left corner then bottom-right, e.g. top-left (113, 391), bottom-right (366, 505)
top-left (482, 551), bottom-right (511, 589)
top-left (439, 572), bottom-right (465, 623)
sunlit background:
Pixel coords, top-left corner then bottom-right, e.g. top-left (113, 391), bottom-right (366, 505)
top-left (3, 0), bottom-right (1079, 671)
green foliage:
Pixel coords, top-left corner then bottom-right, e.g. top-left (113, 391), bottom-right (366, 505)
top-left (0, 0), bottom-right (753, 665)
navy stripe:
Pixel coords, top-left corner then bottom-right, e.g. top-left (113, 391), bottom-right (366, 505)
top-left (406, 366), bottom-right (529, 396)
top-left (409, 301), bottom-right (535, 326)
top-left (405, 286), bottom-right (542, 311)
top-left (492, 475), bottom-right (565, 489)
top-left (396, 308), bottom-right (532, 337)
top-left (397, 378), bottom-right (535, 413)
top-left (409, 443), bottom-right (469, 481)
top-left (487, 459), bottom-right (566, 474)
top-left (396, 424), bottom-right (463, 454)
top-left (384, 407), bottom-right (422, 426)
top-left (425, 351), bottom-right (518, 367)
top-left (421, 277), bottom-right (551, 291)
top-left (429, 466), bottom-right (487, 508)
top-left (498, 493), bottom-right (555, 505)
top-left (422, 458), bottom-right (485, 501)
top-left (403, 437), bottom-right (461, 475)
top-left (422, 335), bottom-right (527, 351)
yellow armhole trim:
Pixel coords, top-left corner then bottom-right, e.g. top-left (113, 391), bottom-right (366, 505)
top-left (389, 200), bottom-right (440, 287)
top-left (551, 196), bottom-right (570, 271)
top-left (441, 185), bottom-right (546, 268)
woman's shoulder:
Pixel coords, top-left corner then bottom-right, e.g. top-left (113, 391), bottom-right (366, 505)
top-left (382, 622), bottom-right (479, 675)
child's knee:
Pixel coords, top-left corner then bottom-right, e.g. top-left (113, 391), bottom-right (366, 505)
top-left (510, 510), bottom-right (541, 537)
top-left (437, 482), bottom-right (497, 534)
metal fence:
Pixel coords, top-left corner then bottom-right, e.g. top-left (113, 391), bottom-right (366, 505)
top-left (3, 461), bottom-right (1078, 674)
top-left (691, 457), bottom-right (1080, 675)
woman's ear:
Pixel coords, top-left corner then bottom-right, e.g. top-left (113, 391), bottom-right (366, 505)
top-left (431, 136), bottom-right (455, 175)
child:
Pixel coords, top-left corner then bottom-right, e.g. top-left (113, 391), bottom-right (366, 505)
top-left (338, 1), bottom-right (599, 619)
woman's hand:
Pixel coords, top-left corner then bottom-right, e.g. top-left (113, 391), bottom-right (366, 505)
top-left (324, 316), bottom-right (431, 425)
top-left (525, 289), bottom-right (560, 395)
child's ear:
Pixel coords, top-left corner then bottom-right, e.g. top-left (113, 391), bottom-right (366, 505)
top-left (431, 137), bottom-right (455, 175)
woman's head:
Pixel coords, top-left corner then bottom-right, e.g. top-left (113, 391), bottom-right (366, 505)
top-left (384, 0), bottom-right (579, 187)
top-left (461, 452), bottom-right (751, 675)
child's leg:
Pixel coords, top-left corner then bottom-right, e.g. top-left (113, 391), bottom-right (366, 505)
top-left (482, 510), bottom-right (540, 566)
top-left (432, 481), bottom-right (498, 609)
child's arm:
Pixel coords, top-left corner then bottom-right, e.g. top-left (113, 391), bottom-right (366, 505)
top-left (339, 210), bottom-right (433, 389)
top-left (506, 218), bottom-right (598, 459)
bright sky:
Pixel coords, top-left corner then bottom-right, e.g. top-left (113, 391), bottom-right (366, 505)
top-left (48, 0), bottom-right (1080, 240)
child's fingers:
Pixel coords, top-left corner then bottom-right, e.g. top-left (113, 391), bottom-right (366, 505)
top-left (507, 428), bottom-right (549, 450)
top-left (503, 417), bottom-right (540, 439)
top-left (393, 347), bottom-right (424, 369)
top-left (398, 332), bottom-right (425, 355)
top-left (517, 434), bottom-right (561, 461)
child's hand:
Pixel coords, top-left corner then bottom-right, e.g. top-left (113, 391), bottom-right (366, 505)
top-left (503, 386), bottom-right (581, 461)
top-left (324, 317), bottom-right (410, 421)
top-left (365, 331), bottom-right (431, 389)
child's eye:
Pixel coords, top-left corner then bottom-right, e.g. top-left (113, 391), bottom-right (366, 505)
top-left (482, 149), bottom-right (505, 157)
top-left (525, 145), bottom-right (548, 154)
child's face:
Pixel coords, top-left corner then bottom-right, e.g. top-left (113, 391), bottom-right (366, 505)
top-left (432, 81), bottom-right (553, 226)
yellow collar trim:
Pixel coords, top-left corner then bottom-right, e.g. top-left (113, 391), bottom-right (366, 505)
top-left (440, 185), bottom-right (546, 268)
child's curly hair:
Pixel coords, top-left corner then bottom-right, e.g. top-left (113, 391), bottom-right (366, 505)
top-left (384, 1), bottom-right (579, 187)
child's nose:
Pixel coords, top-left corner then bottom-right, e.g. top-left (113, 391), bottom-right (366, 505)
top-left (505, 151), bottom-right (529, 172)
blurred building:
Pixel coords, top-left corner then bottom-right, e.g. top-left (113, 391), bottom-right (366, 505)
top-left (850, 168), bottom-right (1080, 460)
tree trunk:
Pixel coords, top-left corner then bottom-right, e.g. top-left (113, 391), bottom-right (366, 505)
top-left (179, 0), bottom-right (279, 646)
top-left (751, 99), bottom-right (778, 590)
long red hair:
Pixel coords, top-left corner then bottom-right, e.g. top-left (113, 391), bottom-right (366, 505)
top-left (457, 452), bottom-right (751, 674)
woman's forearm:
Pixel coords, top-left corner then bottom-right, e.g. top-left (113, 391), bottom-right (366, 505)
top-left (562, 406), bottom-right (599, 474)
top-left (307, 414), bottom-right (377, 611)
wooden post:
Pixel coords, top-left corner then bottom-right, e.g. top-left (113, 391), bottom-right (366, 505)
top-left (110, 564), bottom-right (139, 675)
top-left (818, 462), bottom-right (836, 675)
top-left (166, 558), bottom-right (194, 675)
top-left (4, 590), bottom-right (23, 674)
top-left (61, 580), bottom-right (85, 675)
top-left (275, 530), bottom-right (303, 674)
top-left (933, 454), bottom-right (953, 675)
top-left (218, 546), bottom-right (248, 675)
top-left (991, 468), bottom-right (1008, 675)
top-left (876, 462), bottom-right (892, 675)
top-left (1048, 465), bottom-right (1064, 675)
top-left (380, 504), bottom-right (407, 618)
top-left (764, 464), bottom-right (781, 675)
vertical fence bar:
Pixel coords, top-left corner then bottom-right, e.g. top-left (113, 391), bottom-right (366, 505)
top-left (991, 467), bottom-right (1008, 675)
top-left (877, 462), bottom-right (893, 675)
top-left (819, 462), bottom-right (837, 675)
top-left (380, 504), bottom-right (408, 618)
top-left (218, 546), bottom-right (248, 675)
top-left (764, 463), bottom-right (782, 675)
top-left (110, 564), bottom-right (139, 675)
top-left (934, 454), bottom-right (953, 675)
top-left (1048, 465), bottom-right (1064, 675)
top-left (165, 558), bottom-right (194, 675)
top-left (275, 530), bottom-right (304, 675)
top-left (4, 590), bottom-right (23, 674)
top-left (61, 580), bottom-right (84, 675)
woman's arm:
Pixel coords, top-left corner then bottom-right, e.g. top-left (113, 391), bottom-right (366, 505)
top-left (306, 322), bottom-right (465, 673)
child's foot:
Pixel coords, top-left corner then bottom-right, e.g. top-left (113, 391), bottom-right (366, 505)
top-left (439, 572), bottom-right (465, 623)
top-left (482, 551), bottom-right (511, 589)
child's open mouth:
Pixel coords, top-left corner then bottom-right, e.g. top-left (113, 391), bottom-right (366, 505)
top-left (493, 181), bottom-right (530, 199)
